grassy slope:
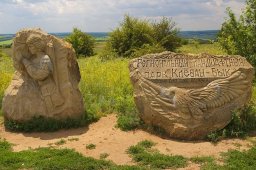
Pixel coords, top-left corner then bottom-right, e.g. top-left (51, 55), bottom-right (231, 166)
top-left (177, 43), bottom-right (226, 55)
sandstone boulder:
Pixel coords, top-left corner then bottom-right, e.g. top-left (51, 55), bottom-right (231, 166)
top-left (2, 28), bottom-right (84, 122)
top-left (129, 52), bottom-right (254, 140)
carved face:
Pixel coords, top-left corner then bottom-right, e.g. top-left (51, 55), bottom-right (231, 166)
top-left (26, 34), bottom-right (45, 55)
top-left (160, 87), bottom-right (176, 100)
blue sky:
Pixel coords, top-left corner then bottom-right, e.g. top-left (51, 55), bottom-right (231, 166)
top-left (0, 0), bottom-right (246, 33)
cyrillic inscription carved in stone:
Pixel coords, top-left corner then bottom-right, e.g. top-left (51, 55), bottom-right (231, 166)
top-left (129, 52), bottom-right (254, 140)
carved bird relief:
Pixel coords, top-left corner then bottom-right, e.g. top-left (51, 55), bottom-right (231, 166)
top-left (139, 71), bottom-right (249, 120)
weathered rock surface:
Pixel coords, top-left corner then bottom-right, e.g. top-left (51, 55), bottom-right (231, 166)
top-left (129, 52), bottom-right (254, 140)
top-left (2, 28), bottom-right (84, 122)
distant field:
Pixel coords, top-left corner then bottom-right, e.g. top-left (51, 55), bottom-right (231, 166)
top-left (0, 39), bottom-right (12, 45)
top-left (94, 42), bottom-right (106, 54)
top-left (177, 43), bottom-right (226, 55)
top-left (0, 30), bottom-right (218, 44)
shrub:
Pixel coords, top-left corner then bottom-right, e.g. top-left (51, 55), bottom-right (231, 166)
top-left (108, 15), bottom-right (154, 57)
top-left (152, 17), bottom-right (181, 51)
top-left (218, 0), bottom-right (256, 67)
top-left (0, 138), bottom-right (12, 151)
top-left (207, 103), bottom-right (256, 142)
top-left (106, 15), bottom-right (181, 58)
top-left (116, 111), bottom-right (142, 131)
top-left (65, 28), bottom-right (95, 57)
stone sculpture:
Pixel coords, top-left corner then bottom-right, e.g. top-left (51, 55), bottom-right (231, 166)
top-left (2, 28), bottom-right (84, 122)
top-left (129, 52), bottom-right (254, 140)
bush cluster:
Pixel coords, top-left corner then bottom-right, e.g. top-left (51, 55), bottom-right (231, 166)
top-left (65, 28), bottom-right (95, 57)
top-left (218, 0), bottom-right (256, 67)
top-left (102, 15), bottom-right (181, 58)
top-left (207, 103), bottom-right (256, 142)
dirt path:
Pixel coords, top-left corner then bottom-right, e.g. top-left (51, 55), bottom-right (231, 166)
top-left (0, 114), bottom-right (253, 167)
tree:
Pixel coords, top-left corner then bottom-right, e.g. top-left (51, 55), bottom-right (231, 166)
top-left (152, 17), bottom-right (181, 51)
top-left (218, 0), bottom-right (256, 66)
top-left (107, 15), bottom-right (181, 58)
top-left (65, 28), bottom-right (95, 57)
top-left (108, 15), bottom-right (154, 57)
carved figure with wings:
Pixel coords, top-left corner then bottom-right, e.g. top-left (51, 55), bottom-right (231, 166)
top-left (3, 28), bottom-right (84, 121)
top-left (139, 71), bottom-right (249, 120)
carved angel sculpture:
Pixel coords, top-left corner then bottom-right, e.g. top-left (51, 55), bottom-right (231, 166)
top-left (139, 71), bottom-right (249, 120)
top-left (2, 28), bottom-right (84, 122)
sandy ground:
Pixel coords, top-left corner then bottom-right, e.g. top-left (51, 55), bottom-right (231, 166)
top-left (0, 114), bottom-right (254, 169)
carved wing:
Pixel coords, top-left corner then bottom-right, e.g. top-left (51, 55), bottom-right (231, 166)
top-left (138, 77), bottom-right (182, 119)
top-left (188, 71), bottom-right (249, 110)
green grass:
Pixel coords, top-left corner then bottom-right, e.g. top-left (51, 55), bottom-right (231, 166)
top-left (86, 143), bottom-right (96, 150)
top-left (0, 39), bottom-right (12, 45)
top-left (78, 55), bottom-right (140, 129)
top-left (190, 156), bottom-right (215, 164)
top-left (100, 153), bottom-right (109, 159)
top-left (94, 42), bottom-right (107, 54)
top-left (4, 114), bottom-right (97, 132)
top-left (0, 51), bottom-right (13, 117)
top-left (127, 140), bottom-right (188, 169)
top-left (177, 43), bottom-right (226, 55)
top-left (68, 137), bottom-right (79, 142)
top-left (116, 112), bottom-right (142, 131)
top-left (95, 37), bottom-right (108, 42)
top-left (1, 48), bottom-right (12, 56)
top-left (206, 104), bottom-right (256, 142)
top-left (55, 139), bottom-right (66, 145)
top-left (2, 134), bottom-right (256, 169)
top-left (0, 138), bottom-right (146, 170)
top-left (201, 146), bottom-right (256, 169)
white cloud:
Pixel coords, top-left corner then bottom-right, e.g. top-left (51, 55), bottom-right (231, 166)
top-left (0, 0), bottom-right (246, 33)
